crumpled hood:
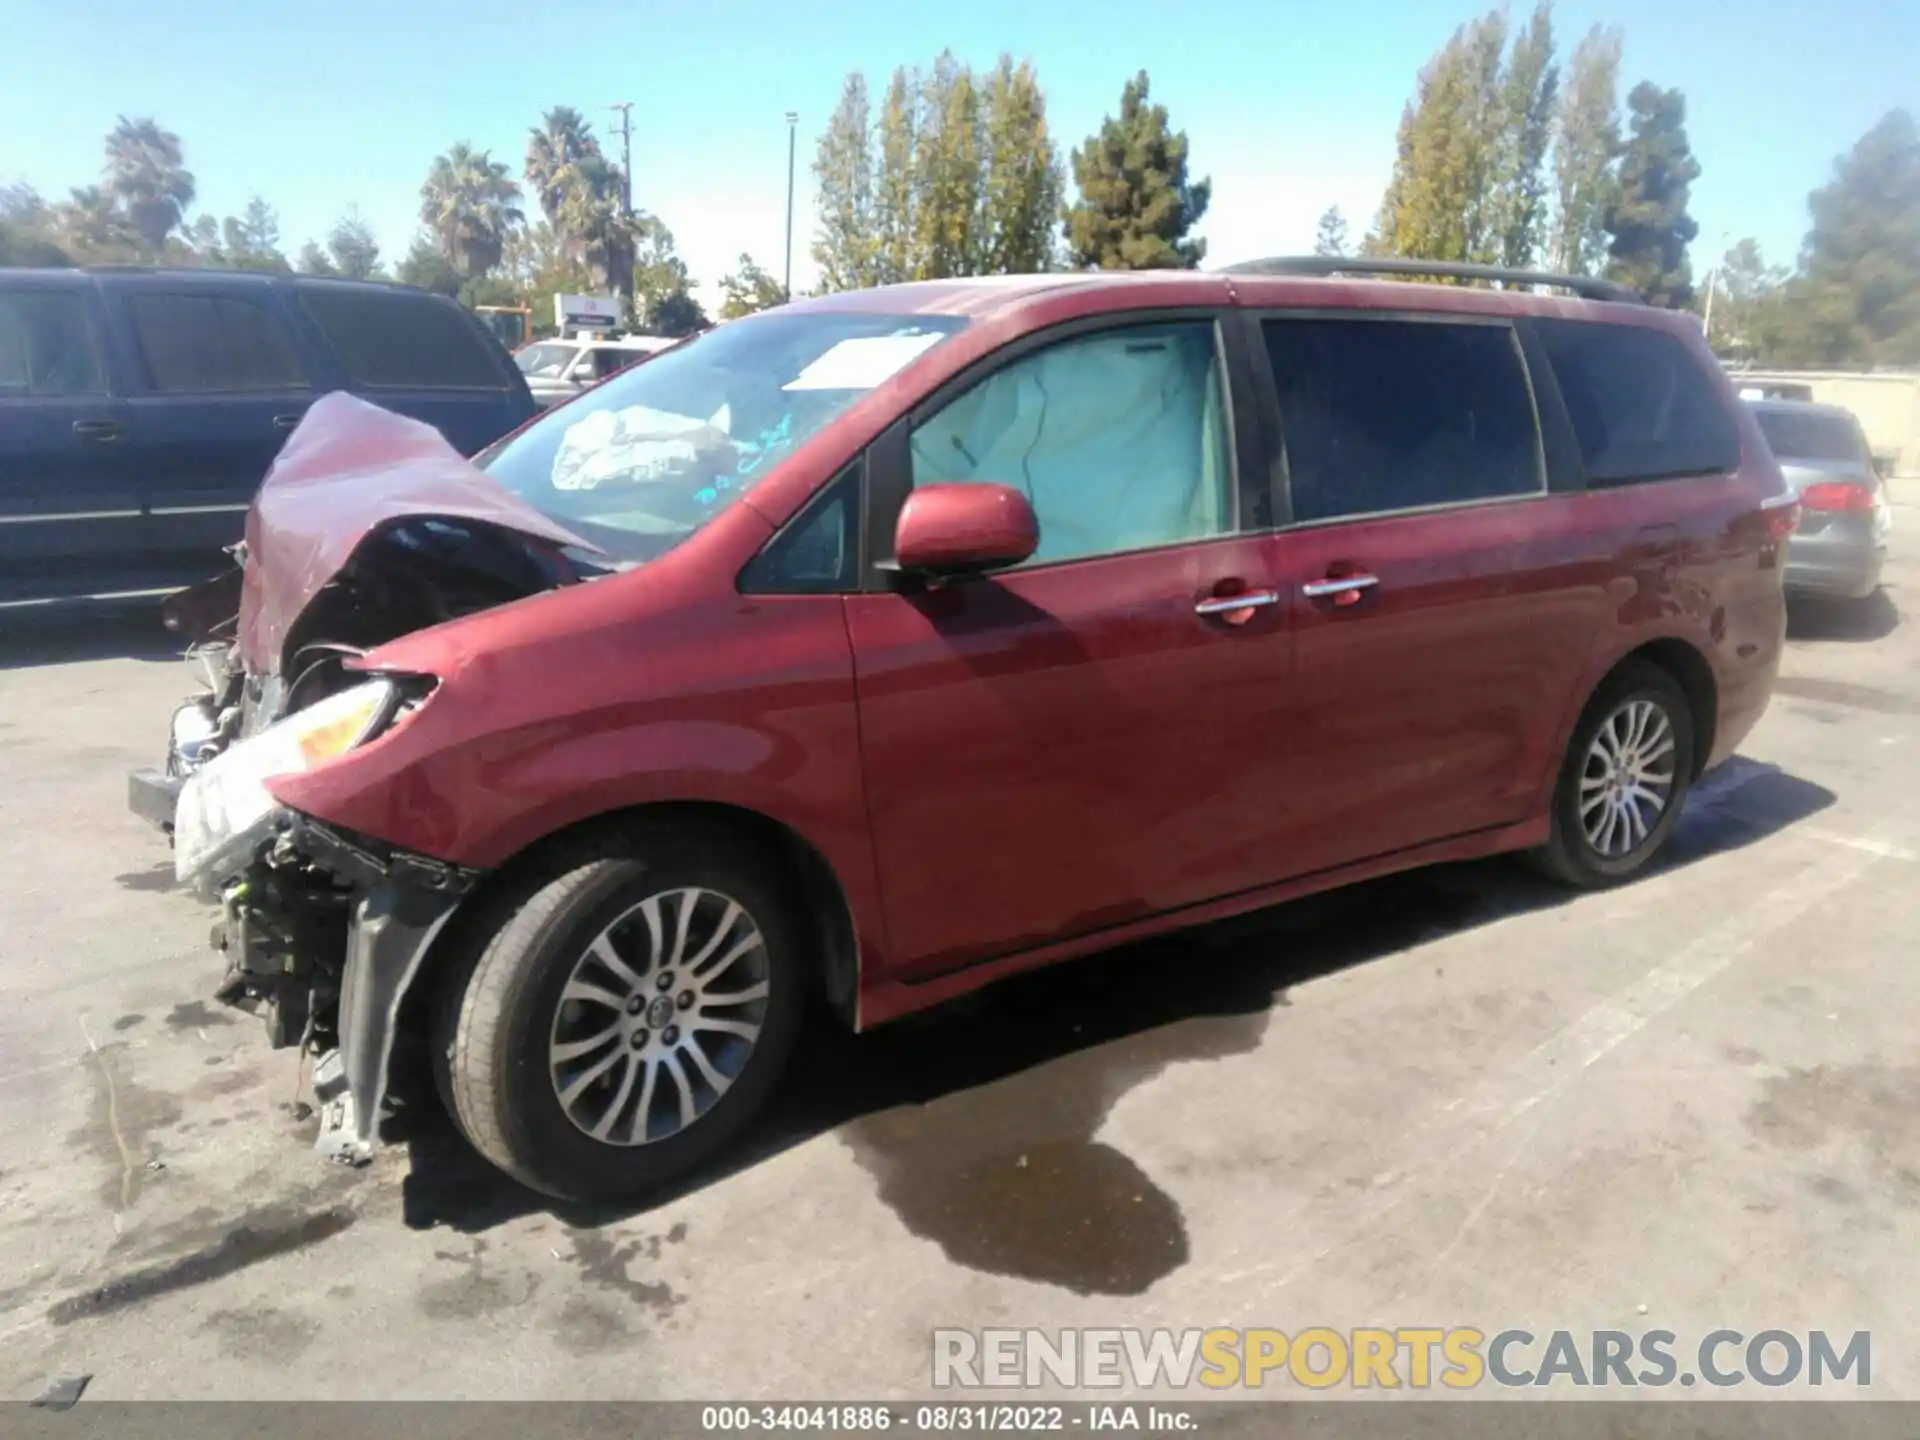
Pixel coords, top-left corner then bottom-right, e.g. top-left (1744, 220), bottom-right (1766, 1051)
top-left (237, 393), bottom-right (596, 674)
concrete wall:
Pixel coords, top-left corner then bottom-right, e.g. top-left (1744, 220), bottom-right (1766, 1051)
top-left (1731, 370), bottom-right (1920, 477)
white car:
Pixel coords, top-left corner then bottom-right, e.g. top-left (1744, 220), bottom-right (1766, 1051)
top-left (514, 335), bottom-right (678, 409)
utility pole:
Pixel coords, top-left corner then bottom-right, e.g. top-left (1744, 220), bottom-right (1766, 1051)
top-left (784, 111), bottom-right (798, 300)
top-left (608, 102), bottom-right (635, 214)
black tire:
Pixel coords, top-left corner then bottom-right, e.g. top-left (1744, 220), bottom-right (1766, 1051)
top-left (1530, 660), bottom-right (1696, 889)
top-left (432, 826), bottom-right (806, 1202)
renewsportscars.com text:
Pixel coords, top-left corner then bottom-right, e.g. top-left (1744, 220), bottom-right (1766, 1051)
top-left (932, 1327), bottom-right (1871, 1390)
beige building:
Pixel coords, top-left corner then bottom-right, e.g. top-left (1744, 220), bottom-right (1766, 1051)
top-left (1728, 369), bottom-right (1920, 477)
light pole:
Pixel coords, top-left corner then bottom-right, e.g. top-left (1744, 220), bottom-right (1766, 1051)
top-left (784, 111), bottom-right (798, 301)
top-left (608, 102), bottom-right (634, 215)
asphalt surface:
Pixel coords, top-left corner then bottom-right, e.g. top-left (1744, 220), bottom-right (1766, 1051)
top-left (1, 507), bottom-right (1916, 1402)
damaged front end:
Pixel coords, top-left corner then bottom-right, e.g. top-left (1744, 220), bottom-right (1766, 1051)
top-left (172, 676), bottom-right (478, 1164)
top-left (138, 395), bottom-right (599, 1164)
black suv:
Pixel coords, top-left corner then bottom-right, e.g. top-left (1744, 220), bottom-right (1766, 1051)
top-left (0, 267), bottom-right (537, 609)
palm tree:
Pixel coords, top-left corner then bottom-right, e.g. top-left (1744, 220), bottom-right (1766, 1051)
top-left (556, 157), bottom-right (641, 302)
top-left (419, 143), bottom-right (524, 281)
top-left (526, 107), bottom-right (601, 227)
top-left (103, 116), bottom-right (195, 258)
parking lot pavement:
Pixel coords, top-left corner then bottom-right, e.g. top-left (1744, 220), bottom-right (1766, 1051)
top-left (0, 514), bottom-right (1916, 1404)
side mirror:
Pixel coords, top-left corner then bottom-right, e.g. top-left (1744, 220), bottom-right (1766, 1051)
top-left (894, 483), bottom-right (1038, 577)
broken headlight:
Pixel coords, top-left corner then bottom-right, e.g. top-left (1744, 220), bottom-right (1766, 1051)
top-left (173, 679), bottom-right (408, 890)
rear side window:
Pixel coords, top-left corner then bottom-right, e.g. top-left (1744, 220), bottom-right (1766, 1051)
top-left (1534, 319), bottom-right (1740, 485)
top-left (298, 286), bottom-right (506, 390)
top-left (0, 290), bottom-right (106, 396)
top-left (1753, 409), bottom-right (1868, 465)
top-left (1262, 318), bottom-right (1542, 523)
top-left (126, 292), bottom-right (307, 393)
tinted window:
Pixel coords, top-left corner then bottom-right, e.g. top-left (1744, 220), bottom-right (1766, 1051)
top-left (1262, 319), bottom-right (1541, 522)
top-left (910, 321), bottom-right (1232, 565)
top-left (740, 466), bottom-right (859, 593)
top-left (1753, 409), bottom-right (1868, 465)
top-left (1535, 319), bottom-right (1740, 485)
top-left (590, 348), bottom-right (643, 381)
top-left (126, 292), bottom-right (307, 393)
top-left (300, 286), bottom-right (506, 389)
top-left (0, 290), bottom-right (105, 396)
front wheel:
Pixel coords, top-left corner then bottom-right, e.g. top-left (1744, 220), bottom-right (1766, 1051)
top-left (1530, 661), bottom-right (1696, 889)
top-left (434, 832), bottom-right (805, 1202)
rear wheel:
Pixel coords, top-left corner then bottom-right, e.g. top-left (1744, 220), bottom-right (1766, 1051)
top-left (1531, 661), bottom-right (1695, 889)
top-left (434, 830), bottom-right (804, 1202)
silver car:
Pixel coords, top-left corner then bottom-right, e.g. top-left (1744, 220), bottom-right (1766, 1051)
top-left (1747, 400), bottom-right (1891, 601)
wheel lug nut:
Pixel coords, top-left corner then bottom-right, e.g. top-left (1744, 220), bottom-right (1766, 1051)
top-left (656, 972), bottom-right (674, 991)
top-left (630, 1029), bottom-right (649, 1048)
top-left (626, 995), bottom-right (645, 1015)
top-left (662, 1025), bottom-right (680, 1046)
top-left (677, 991), bottom-right (694, 1009)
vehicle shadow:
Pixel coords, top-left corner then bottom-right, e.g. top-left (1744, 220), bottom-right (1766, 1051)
top-left (0, 606), bottom-right (183, 671)
top-left (1787, 588), bottom-right (1902, 643)
top-left (396, 756), bottom-right (1836, 1283)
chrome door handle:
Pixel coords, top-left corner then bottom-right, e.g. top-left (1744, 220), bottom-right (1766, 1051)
top-left (1195, 589), bottom-right (1281, 616)
top-left (1301, 574), bottom-right (1380, 598)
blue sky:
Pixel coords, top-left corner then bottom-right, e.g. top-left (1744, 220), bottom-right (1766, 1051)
top-left (4, 0), bottom-right (1912, 308)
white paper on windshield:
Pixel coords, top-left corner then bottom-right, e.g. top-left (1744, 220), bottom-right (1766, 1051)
top-left (782, 333), bottom-right (944, 392)
top-left (550, 405), bottom-right (731, 491)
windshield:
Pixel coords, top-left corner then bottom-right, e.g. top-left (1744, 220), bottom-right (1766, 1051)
top-left (1755, 409), bottom-right (1867, 464)
top-left (479, 310), bottom-right (967, 564)
top-left (516, 343), bottom-right (579, 379)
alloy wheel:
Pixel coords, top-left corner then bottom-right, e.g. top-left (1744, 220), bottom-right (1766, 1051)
top-left (547, 886), bottom-right (771, 1146)
top-left (1579, 698), bottom-right (1678, 859)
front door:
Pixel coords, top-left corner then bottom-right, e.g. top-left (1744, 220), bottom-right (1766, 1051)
top-left (0, 279), bottom-right (140, 593)
top-left (1252, 313), bottom-right (1596, 872)
top-left (847, 317), bottom-right (1294, 980)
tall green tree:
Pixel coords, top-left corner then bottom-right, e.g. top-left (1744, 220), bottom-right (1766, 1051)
top-left (296, 240), bottom-right (337, 276)
top-left (1543, 25), bottom-right (1620, 272)
top-left (1602, 82), bottom-right (1700, 307)
top-left (1063, 71), bottom-right (1211, 270)
top-left (221, 196), bottom-right (287, 271)
top-left (873, 68), bottom-right (920, 284)
top-left (327, 208), bottom-right (383, 279)
top-left (420, 143), bottom-right (524, 281)
top-left (977, 56), bottom-right (1063, 274)
top-left (718, 253), bottom-right (788, 317)
top-left (57, 185), bottom-right (137, 260)
top-left (396, 235), bottom-right (461, 295)
top-left (632, 217), bottom-right (708, 334)
top-left (1371, 11), bottom-right (1509, 265)
top-left (0, 185), bottom-right (69, 266)
top-left (1491, 3), bottom-right (1558, 268)
top-left (103, 116), bottom-right (195, 258)
top-left (1550, 25), bottom-right (1622, 274)
top-left (1313, 205), bottom-right (1349, 257)
top-left (912, 52), bottom-right (983, 278)
top-left (812, 73), bottom-right (880, 291)
top-left (1702, 237), bottom-right (1786, 359)
top-left (1772, 110), bottom-right (1920, 365)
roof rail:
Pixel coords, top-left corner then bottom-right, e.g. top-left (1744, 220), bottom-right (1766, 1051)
top-left (1221, 255), bottom-right (1642, 304)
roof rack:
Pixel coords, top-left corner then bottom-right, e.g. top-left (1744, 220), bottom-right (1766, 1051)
top-left (1221, 255), bottom-right (1641, 304)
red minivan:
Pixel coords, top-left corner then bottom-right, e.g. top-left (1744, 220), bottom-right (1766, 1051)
top-left (145, 259), bottom-right (1795, 1201)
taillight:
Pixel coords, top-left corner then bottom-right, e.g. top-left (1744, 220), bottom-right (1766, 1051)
top-left (1799, 481), bottom-right (1876, 512)
top-left (1763, 499), bottom-right (1801, 542)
